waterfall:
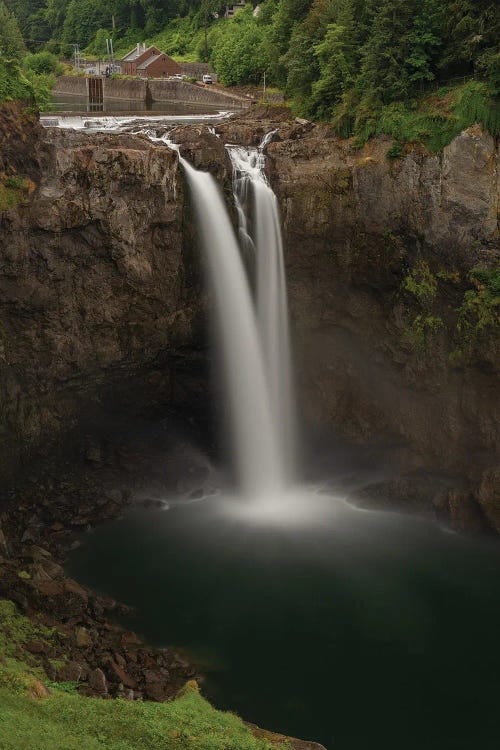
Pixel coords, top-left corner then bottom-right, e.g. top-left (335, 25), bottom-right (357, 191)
top-left (227, 139), bottom-right (297, 482)
top-left (178, 155), bottom-right (287, 499)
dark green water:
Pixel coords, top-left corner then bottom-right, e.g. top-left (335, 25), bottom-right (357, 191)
top-left (68, 491), bottom-right (500, 750)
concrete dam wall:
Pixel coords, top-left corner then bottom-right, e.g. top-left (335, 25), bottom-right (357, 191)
top-left (52, 76), bottom-right (250, 108)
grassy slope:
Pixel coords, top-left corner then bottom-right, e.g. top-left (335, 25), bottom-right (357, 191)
top-left (0, 600), bottom-right (284, 750)
top-left (361, 80), bottom-right (500, 152)
top-left (0, 684), bottom-right (281, 750)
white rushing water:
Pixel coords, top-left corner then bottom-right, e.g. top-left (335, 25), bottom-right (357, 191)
top-left (227, 137), bottom-right (297, 482)
top-left (178, 153), bottom-right (287, 500)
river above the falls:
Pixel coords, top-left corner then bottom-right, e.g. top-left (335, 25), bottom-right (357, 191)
top-left (68, 488), bottom-right (500, 750)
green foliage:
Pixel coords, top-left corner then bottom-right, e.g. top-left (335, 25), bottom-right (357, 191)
top-left (402, 314), bottom-right (444, 352)
top-left (453, 80), bottom-right (500, 138)
top-left (455, 267), bottom-right (500, 358)
top-left (0, 677), bottom-right (282, 750)
top-left (0, 53), bottom-right (54, 107)
top-left (0, 600), bottom-right (57, 657)
top-left (23, 50), bottom-right (62, 74)
top-left (45, 680), bottom-right (81, 693)
top-left (400, 261), bottom-right (443, 352)
top-left (403, 260), bottom-right (438, 305)
top-left (0, 0), bottom-right (25, 58)
top-left (400, 261), bottom-right (499, 361)
top-left (209, 6), bottom-right (271, 86)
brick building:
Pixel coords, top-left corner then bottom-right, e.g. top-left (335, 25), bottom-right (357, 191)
top-left (121, 44), bottom-right (162, 75)
top-left (136, 53), bottom-right (182, 79)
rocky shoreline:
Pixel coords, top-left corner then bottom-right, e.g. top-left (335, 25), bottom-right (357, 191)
top-left (0, 452), bottom-right (197, 703)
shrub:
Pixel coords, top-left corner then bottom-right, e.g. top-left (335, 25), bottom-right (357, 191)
top-left (23, 52), bottom-right (63, 76)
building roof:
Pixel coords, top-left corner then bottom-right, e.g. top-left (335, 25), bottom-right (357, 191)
top-left (122, 45), bottom-right (158, 63)
top-left (136, 54), bottom-right (162, 70)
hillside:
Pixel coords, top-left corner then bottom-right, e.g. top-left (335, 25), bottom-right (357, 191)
top-left (1, 0), bottom-right (499, 145)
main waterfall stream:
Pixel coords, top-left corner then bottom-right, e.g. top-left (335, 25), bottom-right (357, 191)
top-left (59, 118), bottom-right (500, 750)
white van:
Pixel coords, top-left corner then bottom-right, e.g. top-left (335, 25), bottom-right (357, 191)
top-left (202, 74), bottom-right (213, 84)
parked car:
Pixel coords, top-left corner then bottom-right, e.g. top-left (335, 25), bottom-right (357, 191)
top-left (202, 74), bottom-right (213, 84)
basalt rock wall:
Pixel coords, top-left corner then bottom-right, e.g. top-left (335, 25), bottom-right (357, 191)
top-left (0, 110), bottom-right (205, 482)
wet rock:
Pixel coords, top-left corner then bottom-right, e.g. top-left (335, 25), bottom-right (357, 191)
top-left (31, 579), bottom-right (64, 597)
top-left (28, 546), bottom-right (52, 561)
top-left (121, 631), bottom-right (141, 647)
top-left (103, 488), bottom-right (122, 503)
top-left (88, 668), bottom-right (108, 694)
top-left (0, 527), bottom-right (9, 556)
top-left (25, 640), bottom-right (47, 654)
top-left (75, 626), bottom-right (93, 649)
top-left (108, 659), bottom-right (137, 689)
top-left (85, 443), bottom-right (103, 465)
top-left (113, 653), bottom-right (127, 669)
top-left (21, 526), bottom-right (39, 544)
top-left (57, 661), bottom-right (87, 682)
top-left (447, 489), bottom-right (486, 534)
top-left (477, 466), bottom-right (500, 533)
top-left (63, 579), bottom-right (88, 604)
top-left (143, 669), bottom-right (171, 702)
top-left (30, 564), bottom-right (52, 583)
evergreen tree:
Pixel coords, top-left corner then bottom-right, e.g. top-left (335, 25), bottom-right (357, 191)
top-left (357, 0), bottom-right (416, 105)
top-left (0, 0), bottom-right (26, 58)
top-left (310, 0), bottom-right (361, 118)
top-left (440, 0), bottom-right (500, 77)
top-left (404, 0), bottom-right (442, 88)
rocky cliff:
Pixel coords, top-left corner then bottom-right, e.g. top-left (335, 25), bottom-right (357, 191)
top-left (0, 104), bottom-right (498, 531)
top-left (0, 106), bottom-right (204, 482)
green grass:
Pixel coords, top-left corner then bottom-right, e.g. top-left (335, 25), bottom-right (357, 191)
top-left (0, 600), bottom-right (57, 657)
top-left (0, 176), bottom-right (33, 213)
top-left (0, 599), bottom-right (285, 750)
top-left (0, 681), bottom-right (283, 750)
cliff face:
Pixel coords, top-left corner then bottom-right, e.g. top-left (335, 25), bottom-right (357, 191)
top-left (0, 105), bottom-right (498, 530)
top-left (265, 126), bottom-right (499, 463)
top-left (0, 113), bottom-right (203, 481)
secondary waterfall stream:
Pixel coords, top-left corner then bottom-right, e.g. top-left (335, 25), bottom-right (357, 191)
top-left (227, 138), bottom-right (297, 483)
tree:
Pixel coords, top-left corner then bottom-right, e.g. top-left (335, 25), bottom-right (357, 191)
top-left (404, 0), bottom-right (442, 88)
top-left (310, 0), bottom-right (360, 118)
top-left (23, 49), bottom-right (62, 73)
top-left (357, 0), bottom-right (416, 105)
top-left (0, 1), bottom-right (25, 58)
top-left (440, 0), bottom-right (500, 77)
top-left (211, 6), bottom-right (270, 85)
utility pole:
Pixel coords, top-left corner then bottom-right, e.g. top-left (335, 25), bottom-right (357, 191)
top-left (105, 38), bottom-right (116, 74)
top-left (203, 0), bottom-right (208, 58)
top-left (73, 43), bottom-right (80, 74)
